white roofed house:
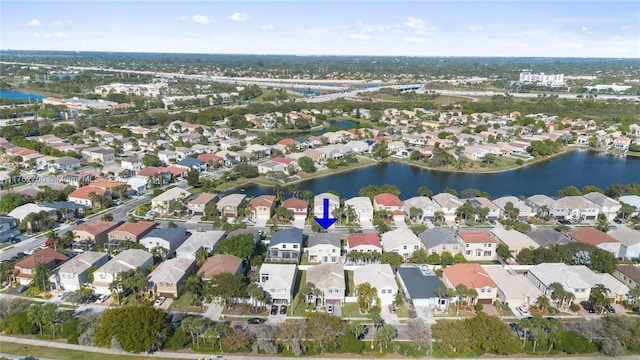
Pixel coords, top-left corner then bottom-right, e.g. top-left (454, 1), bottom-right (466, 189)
top-left (525, 194), bottom-right (556, 218)
top-left (490, 228), bottom-right (539, 258)
top-left (151, 187), bottom-right (192, 215)
top-left (140, 228), bottom-right (190, 258)
top-left (257, 263), bottom-right (297, 305)
top-left (418, 227), bottom-right (462, 257)
top-left (344, 196), bottom-right (374, 223)
top-left (216, 194), bottom-right (246, 219)
top-left (148, 257), bottom-right (195, 299)
top-left (306, 263), bottom-right (346, 306)
top-left (608, 227), bottom-right (640, 260)
top-left (175, 230), bottom-right (225, 260)
top-left (492, 196), bottom-right (533, 220)
top-left (582, 192), bottom-right (621, 221)
top-left (482, 265), bottom-right (543, 308)
top-left (468, 197), bottom-right (501, 220)
top-left (54, 251), bottom-right (109, 291)
top-left (403, 196), bottom-right (441, 222)
top-left (552, 196), bottom-right (599, 222)
top-left (306, 233), bottom-right (342, 264)
top-left (525, 263), bottom-right (592, 302)
top-left (381, 228), bottom-right (424, 260)
top-left (353, 264), bottom-right (398, 306)
top-left (92, 249), bottom-right (153, 295)
top-left (313, 193), bottom-right (340, 226)
top-left (433, 193), bottom-right (464, 224)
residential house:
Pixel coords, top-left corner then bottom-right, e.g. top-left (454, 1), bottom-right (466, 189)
top-left (81, 148), bottom-right (115, 164)
top-left (397, 265), bottom-right (448, 310)
top-left (460, 231), bottom-right (496, 261)
top-left (525, 194), bottom-right (556, 217)
top-left (92, 249), bottom-right (153, 295)
top-left (49, 156), bottom-right (82, 173)
top-left (525, 263), bottom-right (592, 302)
top-left (105, 221), bottom-right (157, 250)
top-left (158, 150), bottom-right (178, 164)
top-left (613, 265), bottom-right (640, 294)
top-left (257, 263), bottom-right (298, 305)
top-left (619, 195), bottom-right (640, 217)
top-left (148, 257), bottom-right (195, 298)
top-left (151, 187), bottom-right (192, 215)
top-left (282, 197), bottom-right (309, 221)
top-left (7, 204), bottom-right (58, 231)
top-left (468, 197), bottom-right (501, 220)
top-left (306, 263), bottom-right (346, 306)
top-left (266, 227), bottom-right (303, 263)
top-left (140, 228), bottom-right (190, 258)
top-left (443, 263), bottom-right (498, 305)
top-left (216, 194), bottom-right (246, 219)
top-left (175, 157), bottom-right (208, 173)
top-left (344, 197), bottom-right (374, 223)
top-left (418, 227), bottom-right (462, 256)
top-left (72, 221), bottom-right (120, 251)
top-left (374, 193), bottom-right (405, 221)
top-left (13, 248), bottom-right (69, 286)
top-left (249, 195), bottom-right (276, 221)
top-left (67, 186), bottom-right (108, 208)
top-left (380, 228), bottom-right (424, 260)
top-left (54, 251), bottom-right (109, 291)
top-left (175, 230), bottom-right (225, 260)
top-left (307, 233), bottom-right (341, 263)
top-left (582, 192), bottom-right (621, 221)
top-left (608, 227), bottom-right (640, 260)
top-left (313, 193), bottom-right (340, 220)
top-left (120, 157), bottom-right (143, 171)
top-left (569, 227), bottom-right (622, 257)
top-left (199, 254), bottom-right (244, 281)
top-left (403, 196), bottom-right (441, 221)
top-left (346, 233), bottom-right (383, 254)
top-left (569, 265), bottom-right (630, 304)
top-left (482, 265), bottom-right (542, 307)
top-left (39, 202), bottom-right (87, 221)
top-left (527, 228), bottom-right (575, 248)
top-left (433, 193), bottom-right (464, 223)
top-left (0, 216), bottom-right (20, 242)
top-left (553, 196), bottom-right (599, 222)
top-left (258, 161), bottom-right (288, 175)
top-left (187, 193), bottom-right (218, 215)
top-left (492, 196), bottom-right (533, 220)
top-left (353, 264), bottom-right (399, 305)
top-left (490, 228), bottom-right (539, 258)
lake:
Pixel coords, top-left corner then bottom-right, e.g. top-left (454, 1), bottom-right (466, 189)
top-left (237, 150), bottom-right (640, 199)
top-left (0, 90), bottom-right (48, 101)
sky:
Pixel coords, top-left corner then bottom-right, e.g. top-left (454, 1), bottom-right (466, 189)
top-left (1, 1), bottom-right (639, 58)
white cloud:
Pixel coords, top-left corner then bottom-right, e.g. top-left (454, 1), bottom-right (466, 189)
top-left (192, 14), bottom-right (213, 24)
top-left (581, 26), bottom-right (592, 34)
top-left (469, 25), bottom-right (483, 33)
top-left (43, 32), bottom-right (67, 39)
top-left (33, 33), bottom-right (41, 38)
top-left (405, 37), bottom-right (425, 43)
top-left (26, 19), bottom-right (42, 28)
top-left (348, 34), bottom-right (371, 41)
top-left (403, 17), bottom-right (428, 34)
top-left (227, 12), bottom-right (249, 22)
top-left (260, 24), bottom-right (274, 31)
top-left (179, 16), bottom-right (187, 22)
top-left (619, 25), bottom-right (631, 31)
top-left (49, 20), bottom-right (71, 27)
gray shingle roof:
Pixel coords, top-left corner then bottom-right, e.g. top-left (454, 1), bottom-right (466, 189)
top-left (527, 228), bottom-right (575, 247)
top-left (308, 233), bottom-right (341, 248)
top-left (269, 227), bottom-right (303, 247)
top-left (398, 266), bottom-right (446, 300)
top-left (418, 227), bottom-right (460, 248)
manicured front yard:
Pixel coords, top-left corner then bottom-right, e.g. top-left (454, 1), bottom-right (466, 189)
top-left (168, 291), bottom-right (205, 313)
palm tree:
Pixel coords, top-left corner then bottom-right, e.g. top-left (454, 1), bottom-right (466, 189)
top-left (433, 211), bottom-right (445, 225)
top-left (183, 274), bottom-right (204, 304)
top-left (629, 285), bottom-right (640, 306)
top-left (536, 295), bottom-right (551, 314)
top-left (455, 201), bottom-right (474, 221)
top-left (466, 288), bottom-right (478, 308)
top-left (33, 262), bottom-right (52, 293)
top-left (101, 213), bottom-right (114, 222)
top-left (454, 284), bottom-right (468, 315)
top-left (590, 283), bottom-right (611, 314)
top-left (355, 282), bottom-right (378, 313)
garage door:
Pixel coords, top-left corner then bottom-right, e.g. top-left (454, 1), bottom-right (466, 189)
top-left (478, 298), bottom-right (493, 305)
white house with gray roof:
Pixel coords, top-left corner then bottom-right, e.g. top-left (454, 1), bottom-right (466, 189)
top-left (381, 228), bottom-right (424, 260)
top-left (266, 227), bottom-right (303, 262)
top-left (490, 228), bottom-right (539, 257)
top-left (433, 193), bottom-right (464, 223)
top-left (175, 230), bottom-right (226, 260)
top-left (619, 195), bottom-right (640, 217)
top-left (418, 227), bottom-right (462, 256)
top-left (403, 196), bottom-right (441, 221)
top-left (608, 227), bottom-right (640, 260)
top-left (54, 251), bottom-right (109, 291)
top-left (344, 196), bottom-right (374, 222)
top-left (258, 263), bottom-right (297, 304)
top-left (525, 194), bottom-right (556, 217)
top-left (306, 233), bottom-right (341, 263)
top-left (353, 264), bottom-right (398, 305)
top-left (525, 263), bottom-right (591, 301)
top-left (306, 263), bottom-right (346, 306)
top-left (482, 265), bottom-right (542, 307)
top-left (527, 228), bottom-right (574, 248)
top-left (397, 265), bottom-right (448, 310)
top-left (582, 192), bottom-right (621, 221)
top-left (552, 196), bottom-right (599, 222)
top-left (469, 197), bottom-right (501, 220)
top-left (492, 196), bottom-right (533, 220)
top-left (140, 228), bottom-right (189, 258)
top-left (92, 249), bottom-right (153, 294)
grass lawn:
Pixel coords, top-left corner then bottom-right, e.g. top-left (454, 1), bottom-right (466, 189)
top-left (345, 270), bottom-right (355, 296)
top-left (0, 341), bottom-right (160, 360)
top-left (168, 292), bottom-right (205, 313)
top-left (341, 302), bottom-right (367, 318)
top-left (291, 270), bottom-right (308, 316)
top-left (395, 302), bottom-right (409, 318)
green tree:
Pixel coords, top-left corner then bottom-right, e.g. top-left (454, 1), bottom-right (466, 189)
top-left (417, 186), bottom-right (433, 197)
top-left (186, 169), bottom-right (200, 187)
top-left (205, 273), bottom-right (247, 308)
top-left (94, 306), bottom-right (168, 353)
top-left (380, 252), bottom-right (403, 271)
top-left (589, 248), bottom-right (617, 274)
top-left (374, 324), bottom-right (397, 352)
top-left (0, 192), bottom-right (29, 213)
top-left (305, 312), bottom-right (347, 353)
top-left (297, 156), bottom-right (316, 173)
top-left (214, 233), bottom-right (254, 259)
top-left (33, 262), bottom-right (52, 293)
top-left (409, 249), bottom-right (429, 263)
top-left (557, 185), bottom-right (581, 196)
top-left (235, 163), bottom-right (259, 178)
top-left (355, 282), bottom-right (378, 313)
top-left (497, 243), bottom-right (512, 260)
top-left (142, 154), bottom-right (162, 167)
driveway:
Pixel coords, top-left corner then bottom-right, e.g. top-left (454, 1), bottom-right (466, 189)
top-left (254, 218), bottom-right (268, 228)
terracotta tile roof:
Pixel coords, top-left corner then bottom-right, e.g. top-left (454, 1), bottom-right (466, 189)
top-left (13, 248), bottom-right (68, 270)
top-left (460, 231), bottom-right (496, 244)
top-left (74, 221), bottom-right (120, 235)
top-left (277, 138), bottom-right (298, 146)
top-left (109, 221), bottom-right (157, 237)
top-left (197, 154), bottom-right (223, 163)
top-left (167, 166), bottom-right (187, 176)
top-left (199, 254), bottom-right (243, 279)
top-left (282, 197), bottom-right (309, 210)
top-left (569, 227), bottom-right (620, 245)
top-left (137, 167), bottom-right (169, 177)
top-left (374, 193), bottom-right (404, 207)
top-left (190, 193), bottom-right (217, 205)
top-left (68, 186), bottom-right (107, 200)
top-left (443, 263), bottom-right (497, 289)
top-left (347, 233), bottom-right (382, 249)
top-left (271, 157), bottom-right (293, 164)
top-left (250, 195), bottom-right (276, 208)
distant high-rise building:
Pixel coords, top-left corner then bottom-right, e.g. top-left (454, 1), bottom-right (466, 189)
top-left (519, 72), bottom-right (565, 87)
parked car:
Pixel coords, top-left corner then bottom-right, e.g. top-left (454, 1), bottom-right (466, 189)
top-left (581, 301), bottom-right (596, 313)
top-left (515, 306), bottom-right (530, 316)
top-left (248, 317), bottom-right (265, 324)
top-left (9, 237), bottom-right (21, 244)
top-left (279, 305), bottom-right (288, 315)
top-left (388, 304), bottom-right (397, 314)
top-left (154, 296), bottom-right (166, 307)
top-left (57, 291), bottom-right (68, 299)
top-left (357, 326), bottom-right (369, 340)
top-left (96, 294), bottom-right (110, 304)
top-left (605, 305), bottom-right (616, 313)
top-left (16, 252), bottom-right (26, 259)
top-left (16, 285), bottom-right (28, 293)
top-left (327, 304), bottom-right (334, 314)
top-left (270, 305), bottom-right (279, 315)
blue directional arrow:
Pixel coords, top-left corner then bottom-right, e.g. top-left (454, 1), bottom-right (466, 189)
top-left (314, 198), bottom-right (337, 230)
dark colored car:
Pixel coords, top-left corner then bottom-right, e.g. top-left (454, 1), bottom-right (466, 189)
top-left (581, 301), bottom-right (595, 313)
top-left (16, 252), bottom-right (27, 259)
top-left (9, 238), bottom-right (21, 244)
top-left (279, 305), bottom-right (288, 315)
top-left (270, 305), bottom-right (279, 315)
top-left (248, 317), bottom-right (265, 324)
top-left (605, 305), bottom-right (615, 313)
top-left (16, 285), bottom-right (28, 293)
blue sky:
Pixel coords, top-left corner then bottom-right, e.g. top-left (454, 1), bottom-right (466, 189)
top-left (2, 1), bottom-right (639, 57)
